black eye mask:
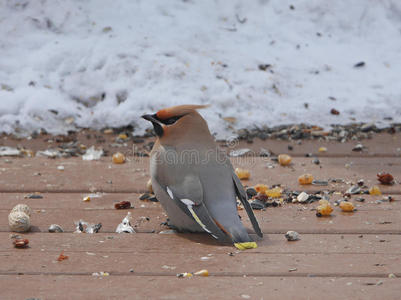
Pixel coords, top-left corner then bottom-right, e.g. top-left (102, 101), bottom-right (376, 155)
top-left (160, 115), bottom-right (182, 125)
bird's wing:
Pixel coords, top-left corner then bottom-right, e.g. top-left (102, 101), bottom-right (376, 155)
top-left (153, 173), bottom-right (231, 242)
top-left (231, 168), bottom-right (263, 238)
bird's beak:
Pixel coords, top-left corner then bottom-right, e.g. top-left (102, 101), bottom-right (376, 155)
top-left (141, 114), bottom-right (161, 124)
top-left (141, 114), bottom-right (164, 137)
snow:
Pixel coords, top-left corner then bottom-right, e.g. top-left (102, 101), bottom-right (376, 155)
top-left (0, 0), bottom-right (400, 138)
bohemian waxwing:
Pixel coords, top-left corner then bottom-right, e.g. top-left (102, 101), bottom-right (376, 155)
top-left (142, 105), bottom-right (262, 250)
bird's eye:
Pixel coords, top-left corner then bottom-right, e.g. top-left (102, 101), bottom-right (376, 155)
top-left (161, 116), bottom-right (182, 125)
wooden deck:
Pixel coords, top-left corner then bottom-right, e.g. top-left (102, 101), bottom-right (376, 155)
top-left (1, 133), bottom-right (400, 299)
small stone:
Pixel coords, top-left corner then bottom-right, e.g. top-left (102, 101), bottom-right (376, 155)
top-left (346, 185), bottom-right (361, 195)
top-left (285, 231), bottom-right (300, 241)
top-left (388, 273), bottom-right (397, 278)
top-left (229, 148), bottom-right (251, 157)
top-left (48, 224), bottom-right (64, 233)
top-left (159, 230), bottom-right (177, 234)
top-left (24, 193), bottom-right (43, 199)
top-left (352, 144), bottom-right (364, 152)
top-left (139, 193), bottom-right (152, 201)
top-left (57, 165), bottom-right (65, 171)
top-left (312, 158), bottom-right (320, 165)
top-left (357, 179), bottom-right (364, 186)
top-left (297, 192), bottom-right (309, 203)
top-left (82, 196), bottom-right (90, 202)
top-left (250, 199), bottom-right (265, 210)
top-left (312, 180), bottom-right (328, 186)
top-left (246, 187), bottom-right (257, 198)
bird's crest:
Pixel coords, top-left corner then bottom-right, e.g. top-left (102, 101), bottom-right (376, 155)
top-left (156, 104), bottom-right (209, 120)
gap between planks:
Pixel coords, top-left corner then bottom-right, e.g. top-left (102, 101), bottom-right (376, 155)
top-left (0, 271), bottom-right (399, 278)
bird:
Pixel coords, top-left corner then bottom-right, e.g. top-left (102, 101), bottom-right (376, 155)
top-left (142, 104), bottom-right (263, 250)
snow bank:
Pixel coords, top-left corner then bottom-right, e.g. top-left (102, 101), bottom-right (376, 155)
top-left (0, 0), bottom-right (400, 138)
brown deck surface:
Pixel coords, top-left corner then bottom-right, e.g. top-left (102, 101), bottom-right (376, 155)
top-left (1, 133), bottom-right (400, 299)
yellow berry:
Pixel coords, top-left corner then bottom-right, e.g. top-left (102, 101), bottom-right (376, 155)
top-left (255, 184), bottom-right (268, 194)
top-left (265, 187), bottom-right (282, 198)
top-left (339, 201), bottom-right (354, 212)
top-left (298, 174), bottom-right (314, 185)
top-left (118, 133), bottom-right (128, 140)
top-left (318, 199), bottom-right (329, 206)
top-left (369, 185), bottom-right (382, 196)
top-left (194, 269), bottom-right (209, 277)
top-left (235, 168), bottom-right (250, 180)
top-left (318, 147), bottom-right (327, 153)
top-left (112, 152), bottom-right (125, 164)
top-left (316, 204), bottom-right (333, 216)
top-left (278, 154), bottom-right (292, 166)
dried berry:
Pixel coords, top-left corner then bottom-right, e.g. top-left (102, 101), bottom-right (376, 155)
top-left (339, 201), bottom-right (354, 212)
top-left (194, 269), bottom-right (209, 277)
top-left (57, 251), bottom-right (69, 261)
top-left (377, 172), bottom-right (394, 185)
top-left (316, 200), bottom-right (333, 217)
top-left (13, 238), bottom-right (29, 248)
top-left (112, 152), bottom-right (125, 164)
top-left (265, 187), bottom-right (282, 198)
top-left (278, 154), bottom-right (292, 166)
top-left (298, 174), bottom-right (314, 185)
top-left (114, 201), bottom-right (131, 209)
top-left (235, 168), bottom-right (250, 180)
top-left (254, 184), bottom-right (268, 194)
top-left (369, 186), bottom-right (382, 196)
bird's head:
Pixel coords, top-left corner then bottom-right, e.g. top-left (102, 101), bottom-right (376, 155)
top-left (141, 104), bottom-right (211, 142)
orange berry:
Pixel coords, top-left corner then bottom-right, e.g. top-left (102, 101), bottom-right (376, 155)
top-left (278, 154), bottom-right (292, 166)
top-left (298, 174), bottom-right (314, 185)
top-left (339, 201), bottom-right (354, 212)
top-left (112, 152), bottom-right (125, 164)
top-left (235, 168), bottom-right (250, 180)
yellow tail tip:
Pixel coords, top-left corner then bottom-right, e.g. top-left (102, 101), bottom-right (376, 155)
top-left (234, 242), bottom-right (258, 250)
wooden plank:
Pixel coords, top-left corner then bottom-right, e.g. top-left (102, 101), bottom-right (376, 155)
top-left (0, 206), bottom-right (400, 234)
top-left (1, 275), bottom-right (400, 300)
top-left (0, 250), bottom-right (400, 277)
top-left (0, 157), bottom-right (400, 193)
top-left (0, 193), bottom-right (398, 210)
top-left (1, 233), bottom-right (400, 255)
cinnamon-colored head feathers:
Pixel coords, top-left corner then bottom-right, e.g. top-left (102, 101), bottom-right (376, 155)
top-left (156, 104), bottom-right (209, 120)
